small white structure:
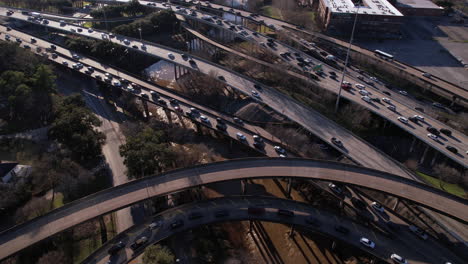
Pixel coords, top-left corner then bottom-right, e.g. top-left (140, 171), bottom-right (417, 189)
top-left (0, 161), bottom-right (32, 183)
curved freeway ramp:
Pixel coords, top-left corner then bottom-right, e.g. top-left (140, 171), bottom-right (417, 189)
top-left (82, 196), bottom-right (444, 264)
top-left (0, 158), bottom-right (466, 261)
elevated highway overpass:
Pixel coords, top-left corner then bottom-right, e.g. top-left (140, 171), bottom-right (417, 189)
top-left (0, 158), bottom-right (466, 261)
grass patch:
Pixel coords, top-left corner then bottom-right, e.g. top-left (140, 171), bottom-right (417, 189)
top-left (83, 22), bottom-right (93, 28)
top-left (416, 172), bottom-right (466, 198)
top-left (52, 192), bottom-right (64, 209)
top-left (261, 5), bottom-right (281, 19)
top-left (73, 235), bottom-right (102, 264)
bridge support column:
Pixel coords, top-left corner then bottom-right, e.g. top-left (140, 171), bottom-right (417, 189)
top-left (249, 220), bottom-right (253, 233)
top-left (392, 198), bottom-right (399, 211)
top-left (241, 180), bottom-right (247, 195)
top-left (174, 64), bottom-right (178, 80)
top-left (286, 178), bottom-right (292, 198)
top-left (419, 145), bottom-right (430, 164)
top-left (141, 98), bottom-right (150, 119)
top-left (409, 137), bottom-right (417, 153)
top-left (288, 225), bottom-right (295, 237)
top-left (430, 152), bottom-right (438, 167)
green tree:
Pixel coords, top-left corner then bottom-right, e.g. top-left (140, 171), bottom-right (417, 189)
top-left (49, 94), bottom-right (105, 162)
top-left (142, 244), bottom-right (175, 264)
top-left (119, 127), bottom-right (173, 178)
top-left (30, 64), bottom-right (56, 93)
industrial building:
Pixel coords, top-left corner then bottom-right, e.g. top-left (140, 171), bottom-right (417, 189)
top-left (317, 0), bottom-right (404, 37)
top-left (393, 0), bottom-right (445, 16)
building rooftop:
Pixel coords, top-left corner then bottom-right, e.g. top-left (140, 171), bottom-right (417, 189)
top-left (395, 0), bottom-right (443, 9)
top-left (323, 0), bottom-right (404, 16)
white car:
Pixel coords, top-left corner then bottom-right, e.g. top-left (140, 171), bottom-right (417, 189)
top-left (236, 132), bottom-right (246, 141)
top-left (391, 254), bottom-right (407, 264)
top-left (274, 146), bottom-right (285, 154)
top-left (168, 53), bottom-right (175, 59)
top-left (397, 116), bottom-right (408, 124)
top-left (251, 90), bottom-right (260, 98)
top-left (101, 33), bottom-right (107, 39)
top-left (382, 98), bottom-right (391, 104)
top-left (387, 105), bottom-right (396, 112)
top-left (112, 80), bottom-right (121, 87)
top-left (361, 96), bottom-right (371, 103)
top-left (200, 115), bottom-right (210, 124)
top-left (355, 83), bottom-right (365, 90)
top-left (399, 90), bottom-right (408, 96)
top-left (414, 115), bottom-right (424, 121)
top-left (358, 90), bottom-right (369, 96)
top-left (359, 237), bottom-right (375, 249)
top-left (371, 202), bottom-right (384, 213)
top-left (427, 133), bottom-right (438, 141)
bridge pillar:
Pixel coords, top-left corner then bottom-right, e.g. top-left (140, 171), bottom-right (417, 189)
top-left (288, 225), bottom-right (295, 237)
top-left (392, 198), bottom-right (399, 211)
top-left (286, 178), bottom-right (292, 198)
top-left (241, 180), bottom-right (247, 195)
top-left (141, 98), bottom-right (150, 120)
top-left (249, 220), bottom-right (253, 233)
top-left (174, 64), bottom-right (178, 80)
top-left (430, 151), bottom-right (438, 167)
top-left (409, 137), bottom-right (417, 153)
top-left (419, 145), bottom-right (430, 164)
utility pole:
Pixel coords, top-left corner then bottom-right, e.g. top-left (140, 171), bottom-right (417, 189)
top-left (138, 27), bottom-right (142, 41)
top-left (334, 2), bottom-right (361, 113)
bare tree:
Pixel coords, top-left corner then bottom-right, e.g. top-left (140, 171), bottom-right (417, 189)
top-left (15, 197), bottom-right (50, 223)
top-left (37, 250), bottom-right (69, 264)
top-left (433, 163), bottom-right (462, 190)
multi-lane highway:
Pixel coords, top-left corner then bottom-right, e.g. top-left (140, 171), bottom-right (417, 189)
top-left (4, 5), bottom-right (465, 169)
top-left (177, 0), bottom-right (468, 105)
top-left (82, 196), bottom-right (455, 264)
top-left (0, 158), bottom-right (466, 261)
top-left (2, 8), bottom-right (421, 180)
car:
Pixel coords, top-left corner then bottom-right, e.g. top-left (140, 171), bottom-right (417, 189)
top-left (390, 254), bottom-right (407, 264)
top-left (215, 210), bottom-right (229, 218)
top-left (440, 128), bottom-right (452, 136)
top-left (383, 91), bottom-right (391, 96)
top-left (109, 33), bottom-right (115, 38)
top-left (200, 115), bottom-right (210, 124)
top-left (361, 96), bottom-right (371, 103)
top-left (148, 221), bottom-right (161, 230)
top-left (140, 44), bottom-right (147, 50)
top-left (112, 80), bottom-right (121, 87)
top-left (30, 38), bottom-right (36, 43)
top-left (422, 72), bottom-right (431, 78)
top-left (108, 241), bottom-right (125, 255)
top-left (274, 146), bottom-right (286, 155)
top-left (253, 141), bottom-right (264, 150)
top-left (170, 219), bottom-right (184, 229)
top-left (328, 183), bottom-right (343, 195)
top-left (408, 116), bottom-right (418, 123)
top-left (157, 99), bottom-right (167, 106)
top-left (398, 90), bottom-right (408, 96)
top-left (414, 115), bottom-right (424, 121)
top-left (216, 119), bottom-right (227, 131)
top-left (72, 54), bottom-right (80, 60)
top-left (62, 61), bottom-right (68, 66)
top-left (59, 20), bottom-right (66, 26)
top-left (6, 26), bottom-right (11, 31)
top-left (130, 236), bottom-right (148, 250)
top-left (382, 98), bottom-right (391, 104)
top-left (251, 90), bottom-right (260, 98)
top-left (15, 38), bottom-right (22, 43)
top-left (140, 93), bottom-right (149, 99)
top-left (426, 126), bottom-right (440, 136)
top-left (359, 237), bottom-right (375, 248)
top-left (132, 45), bottom-right (138, 49)
top-left (415, 107), bottom-right (424, 112)
top-left (23, 45), bottom-right (31, 49)
top-left (248, 207), bottom-right (265, 215)
top-left (233, 117), bottom-right (243, 125)
top-left (150, 90), bottom-right (158, 98)
top-left (432, 102), bottom-right (444, 109)
top-left (358, 90), bottom-right (369, 96)
top-left (167, 53), bottom-right (175, 59)
top-left (190, 107), bottom-right (200, 115)
top-left (218, 75), bottom-right (226, 81)
top-left (277, 209), bottom-right (294, 217)
top-left (408, 225), bottom-right (428, 240)
top-left (446, 146), bottom-right (458, 154)
top-left (331, 137), bottom-right (343, 148)
top-left (188, 211), bottom-right (203, 220)
top-left (236, 132), bottom-right (246, 141)
top-left (397, 116), bottom-right (408, 124)
top-left (427, 133), bottom-right (438, 141)
top-left (170, 98), bottom-right (178, 105)
top-left (87, 28), bottom-right (94, 33)
top-left (371, 97), bottom-right (380, 103)
top-left (387, 105), bottom-right (396, 112)
top-left (252, 135), bottom-right (263, 143)
top-left (371, 202), bottom-right (384, 213)
top-left (95, 74), bottom-right (102, 80)
top-left (355, 83), bottom-right (365, 89)
top-left (334, 225), bottom-right (350, 234)
top-left (123, 39), bottom-right (130, 45)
